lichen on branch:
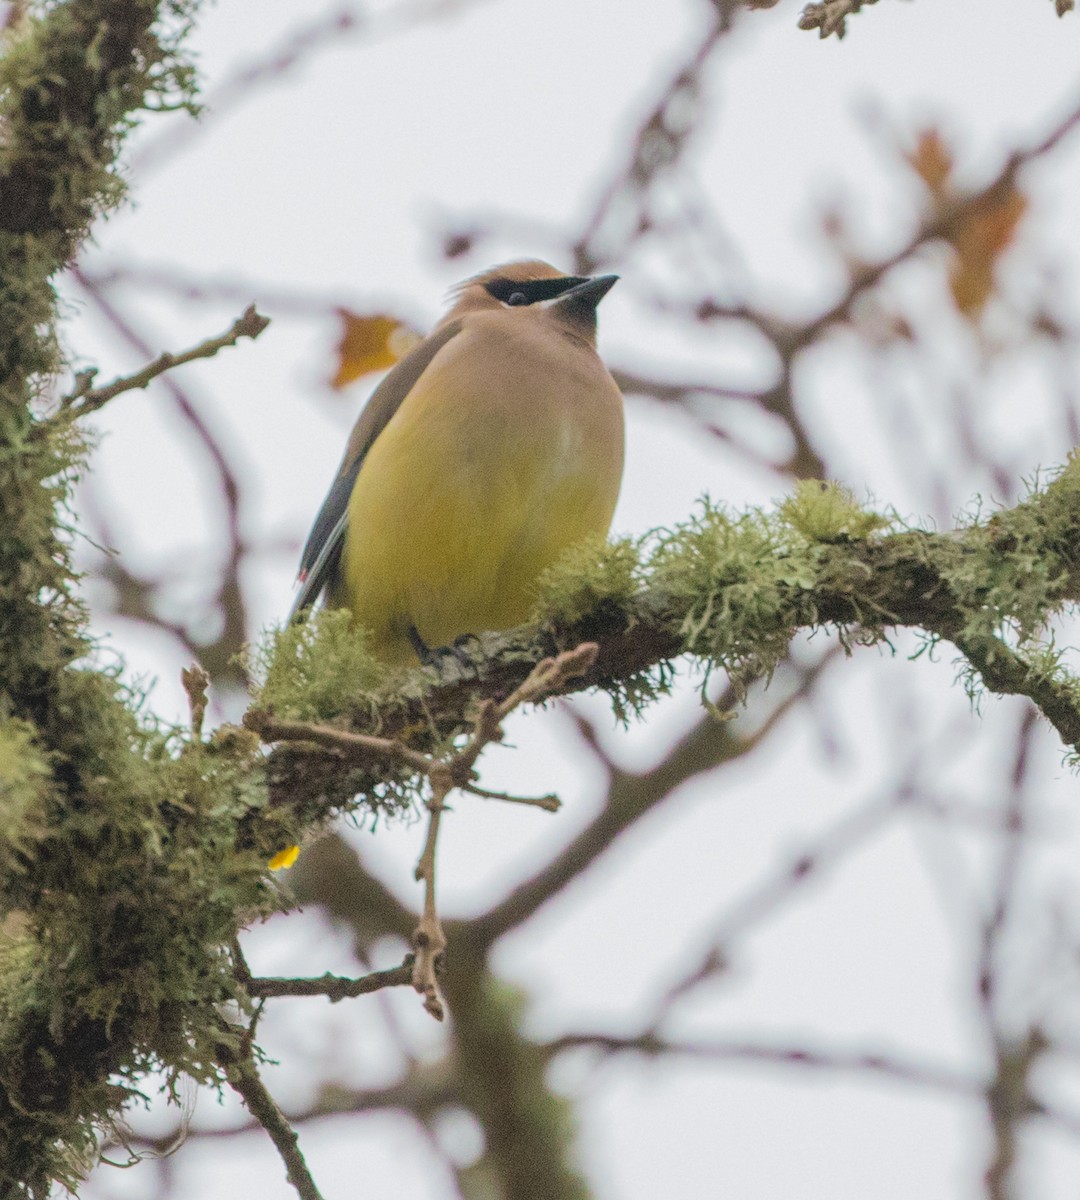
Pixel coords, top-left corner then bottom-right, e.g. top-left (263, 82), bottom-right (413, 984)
top-left (0, 2), bottom-right (253, 1195)
top-left (250, 468), bottom-right (1080, 795)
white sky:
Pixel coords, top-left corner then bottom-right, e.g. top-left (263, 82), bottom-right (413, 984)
top-left (70, 1), bottom-right (1080, 1198)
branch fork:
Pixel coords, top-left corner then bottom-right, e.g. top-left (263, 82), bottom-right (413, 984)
top-left (244, 642), bottom-right (599, 1020)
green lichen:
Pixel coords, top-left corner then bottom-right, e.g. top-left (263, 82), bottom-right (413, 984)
top-left (603, 657), bottom-right (678, 726)
top-left (530, 534), bottom-right (641, 626)
top-left (933, 460), bottom-right (1080, 658)
top-left (0, 1), bottom-right (260, 1191)
top-left (649, 499), bottom-right (821, 688)
top-left (250, 608), bottom-right (385, 723)
top-left (1015, 641), bottom-right (1080, 766)
top-left (0, 715), bottom-right (54, 880)
top-left (0, 662), bottom-right (282, 1191)
top-left (779, 479), bottom-right (890, 542)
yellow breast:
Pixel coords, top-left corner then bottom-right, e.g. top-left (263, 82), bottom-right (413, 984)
top-left (339, 315), bottom-right (624, 663)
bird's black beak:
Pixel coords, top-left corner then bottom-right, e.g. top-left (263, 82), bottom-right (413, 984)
top-left (556, 274), bottom-right (619, 307)
top-left (551, 274), bottom-right (619, 332)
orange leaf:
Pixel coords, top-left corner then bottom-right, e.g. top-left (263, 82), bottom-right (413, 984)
top-left (949, 187), bottom-right (1028, 315)
top-left (331, 311), bottom-right (417, 389)
top-left (907, 129), bottom-right (954, 199)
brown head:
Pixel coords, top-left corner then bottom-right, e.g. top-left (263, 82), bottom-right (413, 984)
top-left (438, 259), bottom-right (618, 344)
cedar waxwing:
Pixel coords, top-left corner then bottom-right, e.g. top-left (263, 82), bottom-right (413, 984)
top-left (291, 260), bottom-right (624, 664)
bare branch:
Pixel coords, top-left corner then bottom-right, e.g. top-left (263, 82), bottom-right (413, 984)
top-left (786, 91), bottom-right (1080, 352)
top-left (243, 710), bottom-right (434, 774)
top-left (219, 1036), bottom-right (325, 1200)
top-left (574, 13), bottom-right (732, 267)
top-left (248, 645), bottom-right (601, 1020)
top-left (181, 663), bottom-right (210, 743)
top-left (547, 1031), bottom-right (982, 1098)
top-left (59, 304), bottom-right (269, 417)
top-left (245, 962), bottom-right (414, 1001)
top-left (71, 268), bottom-right (253, 688)
top-left (411, 762), bottom-right (451, 1021)
top-left (468, 664), bottom-right (821, 949)
top-left (656, 793), bottom-right (898, 1011)
top-left (463, 782), bottom-right (561, 812)
top-left (984, 1028), bottom-right (1050, 1200)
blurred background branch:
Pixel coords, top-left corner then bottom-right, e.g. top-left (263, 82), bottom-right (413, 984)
top-left (2, 0), bottom-right (1080, 1198)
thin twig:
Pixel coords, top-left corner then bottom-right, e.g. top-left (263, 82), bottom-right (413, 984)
top-left (574, 14), bottom-right (730, 265)
top-left (979, 711), bottom-right (1040, 1200)
top-left (408, 644), bottom-right (600, 1019)
top-left (546, 1031), bottom-right (982, 1098)
top-left (411, 762), bottom-right (451, 1020)
top-left (71, 269), bottom-right (253, 688)
top-left (59, 304), bottom-right (269, 416)
top-left (245, 962), bottom-right (414, 1001)
top-left (242, 710), bottom-right (432, 773)
top-left (220, 1038), bottom-right (324, 1200)
top-left (655, 793), bottom-right (898, 1013)
top-left (463, 782), bottom-right (561, 812)
top-left (246, 644), bottom-right (600, 1021)
top-left (181, 663), bottom-right (210, 743)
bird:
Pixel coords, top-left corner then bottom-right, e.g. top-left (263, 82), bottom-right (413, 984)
top-left (291, 260), bottom-right (625, 665)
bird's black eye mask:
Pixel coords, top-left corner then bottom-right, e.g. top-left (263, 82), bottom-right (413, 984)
top-left (484, 276), bottom-right (588, 306)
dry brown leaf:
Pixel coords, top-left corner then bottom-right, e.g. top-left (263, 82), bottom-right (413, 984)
top-left (949, 187), bottom-right (1028, 315)
top-left (331, 310), bottom-right (418, 389)
top-left (906, 130), bottom-right (1028, 317)
top-left (907, 129), bottom-right (954, 199)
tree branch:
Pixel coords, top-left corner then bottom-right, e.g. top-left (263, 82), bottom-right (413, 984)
top-left (247, 644), bottom-right (600, 1020)
top-left (220, 1039), bottom-right (325, 1200)
top-left (546, 1031), bottom-right (981, 1097)
top-left (244, 962), bottom-right (414, 1000)
top-left (59, 304), bottom-right (270, 417)
top-left (256, 465), bottom-right (1080, 838)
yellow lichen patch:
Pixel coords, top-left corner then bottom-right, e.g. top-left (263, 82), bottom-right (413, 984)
top-left (268, 844), bottom-right (300, 871)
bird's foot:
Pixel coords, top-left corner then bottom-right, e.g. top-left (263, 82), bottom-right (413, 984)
top-left (409, 626), bottom-right (482, 678)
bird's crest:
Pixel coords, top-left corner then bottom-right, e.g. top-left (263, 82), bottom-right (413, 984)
top-left (446, 259), bottom-right (567, 302)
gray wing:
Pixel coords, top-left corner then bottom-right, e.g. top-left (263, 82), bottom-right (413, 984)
top-left (289, 319), bottom-right (464, 621)
top-left (288, 509), bottom-right (349, 622)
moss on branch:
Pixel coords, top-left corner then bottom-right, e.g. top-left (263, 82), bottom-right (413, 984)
top-left (253, 468), bottom-right (1080, 823)
top-left (0, 2), bottom-right (244, 1194)
top-left (0, 455), bottom-right (1057, 1194)
top-left (3, 5), bottom-right (1080, 1191)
